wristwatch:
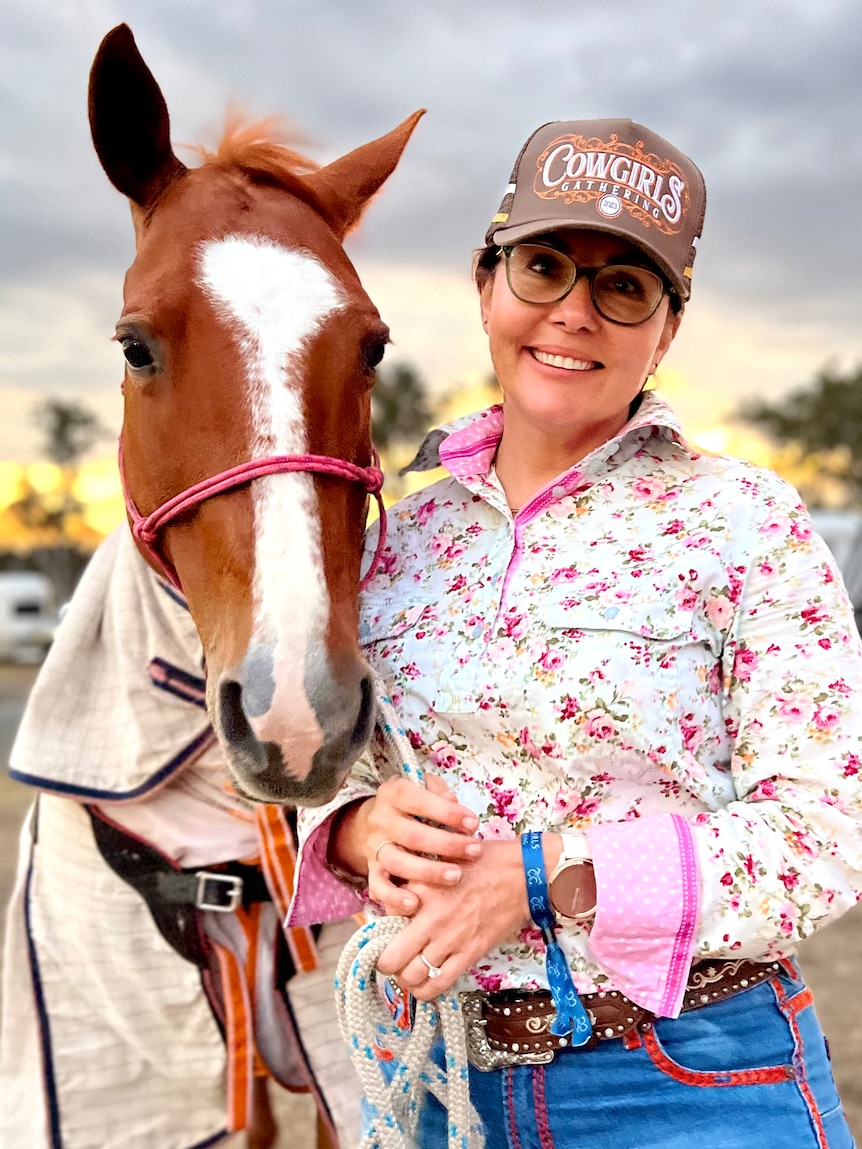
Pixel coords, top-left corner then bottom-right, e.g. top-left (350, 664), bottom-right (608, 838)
top-left (547, 834), bottom-right (597, 925)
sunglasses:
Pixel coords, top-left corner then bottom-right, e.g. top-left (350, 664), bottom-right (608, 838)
top-left (499, 243), bottom-right (672, 326)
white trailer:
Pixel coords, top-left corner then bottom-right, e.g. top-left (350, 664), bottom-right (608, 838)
top-left (0, 572), bottom-right (58, 663)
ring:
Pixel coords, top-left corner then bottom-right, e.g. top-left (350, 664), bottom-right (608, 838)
top-left (374, 839), bottom-right (394, 863)
top-left (419, 953), bottom-right (443, 979)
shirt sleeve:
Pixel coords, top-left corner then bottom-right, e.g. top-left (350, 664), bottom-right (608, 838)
top-left (689, 495), bottom-right (862, 961)
top-left (587, 485), bottom-right (862, 1017)
top-left (586, 812), bottom-right (700, 1017)
top-left (286, 742), bottom-right (381, 926)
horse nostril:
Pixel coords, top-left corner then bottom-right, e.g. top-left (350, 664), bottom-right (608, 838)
top-left (351, 673), bottom-right (375, 747)
top-left (219, 678), bottom-right (250, 747)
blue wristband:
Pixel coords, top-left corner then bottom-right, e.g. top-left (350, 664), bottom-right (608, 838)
top-left (520, 830), bottom-right (592, 1045)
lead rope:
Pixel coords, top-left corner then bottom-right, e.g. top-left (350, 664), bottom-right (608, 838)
top-left (334, 679), bottom-right (483, 1149)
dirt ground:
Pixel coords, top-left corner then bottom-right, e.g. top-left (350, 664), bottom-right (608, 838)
top-left (2, 662), bottom-right (862, 1144)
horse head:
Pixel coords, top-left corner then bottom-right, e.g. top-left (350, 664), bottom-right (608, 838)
top-left (89, 24), bottom-right (422, 805)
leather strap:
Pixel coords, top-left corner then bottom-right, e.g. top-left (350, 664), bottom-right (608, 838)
top-left (465, 959), bottom-right (782, 1067)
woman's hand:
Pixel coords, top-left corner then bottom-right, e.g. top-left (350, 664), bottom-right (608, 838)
top-left (329, 775), bottom-right (481, 917)
top-left (376, 839), bottom-right (532, 999)
top-left (366, 775), bottom-right (481, 915)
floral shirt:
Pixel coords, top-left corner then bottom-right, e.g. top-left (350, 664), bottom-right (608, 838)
top-left (291, 394), bottom-right (862, 1017)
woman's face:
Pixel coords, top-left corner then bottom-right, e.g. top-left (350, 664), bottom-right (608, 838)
top-left (480, 229), bottom-right (681, 452)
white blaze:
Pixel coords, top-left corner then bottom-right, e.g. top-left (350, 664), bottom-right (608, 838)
top-left (198, 235), bottom-right (345, 766)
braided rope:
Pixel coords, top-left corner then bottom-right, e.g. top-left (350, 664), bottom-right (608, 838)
top-left (333, 680), bottom-right (483, 1149)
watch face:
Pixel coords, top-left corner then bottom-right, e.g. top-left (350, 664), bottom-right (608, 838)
top-left (549, 861), bottom-right (597, 921)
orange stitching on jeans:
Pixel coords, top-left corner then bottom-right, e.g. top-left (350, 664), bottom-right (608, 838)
top-left (785, 987), bottom-right (814, 1019)
top-left (641, 1025), bottom-right (794, 1087)
top-left (773, 981), bottom-right (829, 1149)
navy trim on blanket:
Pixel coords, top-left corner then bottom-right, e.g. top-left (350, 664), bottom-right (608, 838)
top-left (189, 1130), bottom-right (231, 1148)
top-left (9, 727), bottom-right (217, 801)
top-left (158, 579), bottom-right (190, 612)
top-left (23, 799), bottom-right (64, 1149)
top-left (149, 657), bottom-right (207, 709)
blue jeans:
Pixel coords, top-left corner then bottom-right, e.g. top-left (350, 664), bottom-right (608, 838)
top-left (404, 966), bottom-right (855, 1149)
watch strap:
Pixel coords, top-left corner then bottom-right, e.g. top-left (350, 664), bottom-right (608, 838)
top-left (558, 832), bottom-right (591, 864)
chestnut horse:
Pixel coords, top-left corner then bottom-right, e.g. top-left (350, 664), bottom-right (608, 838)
top-left (90, 24), bottom-right (421, 807)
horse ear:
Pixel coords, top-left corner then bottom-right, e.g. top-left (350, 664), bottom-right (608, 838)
top-left (306, 110), bottom-right (425, 239)
top-left (88, 24), bottom-right (186, 209)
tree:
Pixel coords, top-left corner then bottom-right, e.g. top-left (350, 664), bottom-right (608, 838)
top-left (738, 363), bottom-right (862, 507)
top-left (17, 398), bottom-right (108, 540)
top-left (33, 398), bottom-right (105, 468)
top-left (7, 398), bottom-right (108, 600)
top-left (371, 363), bottom-right (435, 456)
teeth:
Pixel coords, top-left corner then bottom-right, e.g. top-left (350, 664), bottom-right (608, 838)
top-left (532, 349), bottom-right (594, 371)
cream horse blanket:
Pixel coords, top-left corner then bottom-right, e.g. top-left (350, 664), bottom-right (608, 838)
top-left (0, 528), bottom-right (361, 1149)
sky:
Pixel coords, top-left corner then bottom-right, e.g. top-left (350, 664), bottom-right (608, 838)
top-left (1, 0), bottom-right (861, 468)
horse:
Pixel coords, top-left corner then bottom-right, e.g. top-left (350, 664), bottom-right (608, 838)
top-left (91, 23), bottom-right (421, 807)
top-left (0, 23), bottom-right (423, 1149)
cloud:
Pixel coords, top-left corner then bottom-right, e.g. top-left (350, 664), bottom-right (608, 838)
top-left (0, 0), bottom-right (860, 463)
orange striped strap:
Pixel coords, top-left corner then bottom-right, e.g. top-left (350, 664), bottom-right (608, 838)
top-left (255, 804), bottom-right (319, 974)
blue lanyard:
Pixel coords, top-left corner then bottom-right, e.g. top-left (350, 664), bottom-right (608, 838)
top-left (520, 831), bottom-right (592, 1045)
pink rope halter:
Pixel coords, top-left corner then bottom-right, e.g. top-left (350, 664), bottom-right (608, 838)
top-left (119, 442), bottom-right (387, 594)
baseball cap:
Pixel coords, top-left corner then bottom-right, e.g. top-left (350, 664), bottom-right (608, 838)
top-left (485, 119), bottom-right (706, 301)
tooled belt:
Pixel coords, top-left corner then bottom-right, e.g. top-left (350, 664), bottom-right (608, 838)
top-left (460, 958), bottom-right (783, 1071)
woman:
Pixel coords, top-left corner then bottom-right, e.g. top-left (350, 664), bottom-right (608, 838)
top-left (291, 119), bottom-right (862, 1147)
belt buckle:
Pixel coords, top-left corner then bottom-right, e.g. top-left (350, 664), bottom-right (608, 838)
top-left (460, 991), bottom-right (560, 1072)
top-left (195, 871), bottom-right (243, 912)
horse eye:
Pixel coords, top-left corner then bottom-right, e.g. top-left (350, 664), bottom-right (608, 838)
top-left (120, 336), bottom-right (155, 371)
top-left (362, 331), bottom-right (389, 373)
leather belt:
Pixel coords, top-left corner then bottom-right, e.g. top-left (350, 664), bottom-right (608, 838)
top-left (460, 959), bottom-right (782, 1071)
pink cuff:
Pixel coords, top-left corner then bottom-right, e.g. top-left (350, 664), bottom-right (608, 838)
top-left (286, 809), bottom-right (368, 926)
top-left (586, 813), bottom-right (700, 1017)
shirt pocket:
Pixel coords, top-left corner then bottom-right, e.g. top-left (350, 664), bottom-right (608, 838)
top-left (538, 591), bottom-right (697, 640)
top-left (534, 596), bottom-right (704, 746)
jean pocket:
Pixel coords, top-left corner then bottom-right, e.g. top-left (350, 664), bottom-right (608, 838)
top-left (643, 979), bottom-right (797, 1087)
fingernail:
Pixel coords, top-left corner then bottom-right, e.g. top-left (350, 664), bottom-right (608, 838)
top-left (402, 896), bottom-right (415, 910)
top-left (462, 815), bottom-right (478, 832)
top-left (465, 842), bottom-right (481, 858)
top-left (444, 867), bottom-right (461, 884)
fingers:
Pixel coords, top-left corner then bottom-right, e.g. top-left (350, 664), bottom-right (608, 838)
top-left (369, 839), bottom-right (464, 902)
top-left (369, 869), bottom-right (421, 916)
top-left (400, 951), bottom-right (457, 998)
top-left (424, 774), bottom-right (458, 800)
top-left (374, 841), bottom-right (532, 998)
top-left (378, 930), bottom-right (459, 999)
top-left (376, 776), bottom-right (479, 837)
top-left (366, 777), bottom-right (481, 875)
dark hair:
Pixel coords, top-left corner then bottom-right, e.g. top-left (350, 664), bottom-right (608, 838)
top-left (472, 241), bottom-right (683, 314)
top-left (472, 245), bottom-right (500, 293)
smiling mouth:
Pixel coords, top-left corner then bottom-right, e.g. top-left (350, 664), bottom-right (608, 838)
top-left (531, 349), bottom-right (600, 371)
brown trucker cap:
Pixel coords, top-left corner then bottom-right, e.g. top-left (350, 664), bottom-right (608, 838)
top-left (485, 119), bottom-right (706, 301)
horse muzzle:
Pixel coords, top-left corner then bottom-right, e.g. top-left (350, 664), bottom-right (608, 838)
top-left (213, 646), bottom-right (375, 807)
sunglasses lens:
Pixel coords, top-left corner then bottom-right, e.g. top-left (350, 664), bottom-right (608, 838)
top-left (506, 244), bottom-right (575, 303)
top-left (593, 265), bottom-right (665, 324)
